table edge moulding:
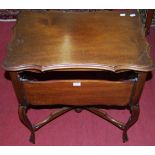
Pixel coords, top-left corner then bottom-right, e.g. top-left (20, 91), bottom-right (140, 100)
top-left (3, 10), bottom-right (155, 72)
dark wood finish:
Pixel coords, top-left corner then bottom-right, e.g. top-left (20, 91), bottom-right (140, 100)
top-left (22, 79), bottom-right (134, 106)
top-left (9, 71), bottom-right (25, 105)
top-left (34, 107), bottom-right (73, 131)
top-left (9, 72), bottom-right (35, 143)
top-left (130, 72), bottom-right (147, 105)
top-left (2, 10), bottom-right (155, 72)
top-left (145, 9), bottom-right (154, 35)
top-left (122, 72), bottom-right (147, 142)
top-left (123, 104), bottom-right (140, 142)
top-left (18, 105), bottom-right (35, 143)
top-left (2, 10), bottom-right (155, 143)
top-left (86, 107), bottom-right (125, 129)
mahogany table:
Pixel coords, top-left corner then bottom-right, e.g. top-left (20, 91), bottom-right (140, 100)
top-left (2, 10), bottom-right (155, 144)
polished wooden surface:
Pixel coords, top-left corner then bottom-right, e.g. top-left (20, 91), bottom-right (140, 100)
top-left (3, 10), bottom-right (155, 72)
top-left (4, 10), bottom-right (154, 143)
top-left (23, 79), bottom-right (134, 106)
top-left (19, 70), bottom-right (135, 106)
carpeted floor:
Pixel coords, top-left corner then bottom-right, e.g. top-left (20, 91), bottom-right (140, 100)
top-left (0, 22), bottom-right (155, 146)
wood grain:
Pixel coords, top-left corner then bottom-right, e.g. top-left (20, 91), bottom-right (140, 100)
top-left (2, 10), bottom-right (155, 72)
top-left (22, 79), bottom-right (134, 106)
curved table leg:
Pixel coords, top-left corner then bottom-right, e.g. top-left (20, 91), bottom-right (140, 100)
top-left (123, 104), bottom-right (140, 142)
top-left (18, 105), bottom-right (35, 144)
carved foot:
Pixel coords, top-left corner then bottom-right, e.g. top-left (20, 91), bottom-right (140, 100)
top-left (122, 131), bottom-right (128, 143)
top-left (29, 132), bottom-right (35, 144)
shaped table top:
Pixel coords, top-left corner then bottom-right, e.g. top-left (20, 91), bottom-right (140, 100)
top-left (3, 10), bottom-right (155, 72)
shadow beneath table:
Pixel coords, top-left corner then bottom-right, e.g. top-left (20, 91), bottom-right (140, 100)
top-left (29, 104), bottom-right (129, 111)
top-left (146, 71), bottom-right (153, 81)
top-left (3, 70), bottom-right (154, 82)
top-left (4, 71), bottom-right (11, 80)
